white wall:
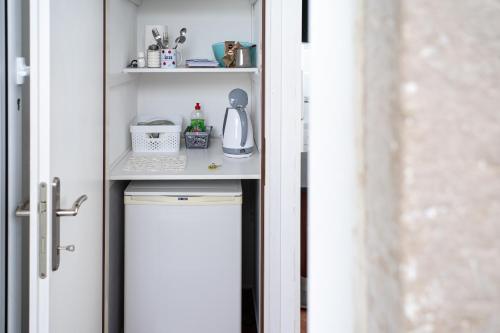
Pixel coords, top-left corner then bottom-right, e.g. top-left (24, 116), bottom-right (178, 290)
top-left (362, 0), bottom-right (402, 331)
top-left (106, 0), bottom-right (260, 158)
top-left (251, 0), bottom-right (262, 150)
top-left (136, 74), bottom-right (253, 138)
top-left (106, 2), bottom-right (139, 333)
top-left (136, 0), bottom-right (253, 61)
top-left (107, 0), bottom-right (138, 165)
top-left (135, 0), bottom-right (257, 141)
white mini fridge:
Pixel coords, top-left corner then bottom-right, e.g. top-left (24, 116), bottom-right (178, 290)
top-left (124, 180), bottom-right (242, 333)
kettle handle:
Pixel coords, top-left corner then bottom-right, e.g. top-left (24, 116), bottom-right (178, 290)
top-left (222, 108), bottom-right (229, 137)
top-left (236, 108), bottom-right (248, 147)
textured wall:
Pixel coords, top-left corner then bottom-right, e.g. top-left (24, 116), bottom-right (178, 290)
top-left (362, 0), bottom-right (403, 332)
top-left (400, 1), bottom-right (500, 332)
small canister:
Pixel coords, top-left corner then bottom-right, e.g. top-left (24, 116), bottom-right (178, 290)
top-left (147, 44), bottom-right (160, 68)
top-left (235, 46), bottom-right (253, 68)
top-left (137, 52), bottom-right (146, 68)
top-left (160, 49), bottom-right (177, 69)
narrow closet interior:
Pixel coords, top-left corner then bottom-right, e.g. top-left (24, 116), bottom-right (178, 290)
top-left (105, 0), bottom-right (264, 332)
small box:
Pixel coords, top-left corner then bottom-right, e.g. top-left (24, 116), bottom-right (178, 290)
top-left (184, 126), bottom-right (212, 149)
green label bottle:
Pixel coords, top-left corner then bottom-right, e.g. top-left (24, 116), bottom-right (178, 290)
top-left (190, 102), bottom-right (206, 132)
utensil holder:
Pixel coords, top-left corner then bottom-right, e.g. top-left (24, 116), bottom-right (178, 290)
top-left (160, 49), bottom-right (177, 68)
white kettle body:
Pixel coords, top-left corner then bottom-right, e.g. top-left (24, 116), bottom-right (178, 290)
top-left (222, 107), bottom-right (254, 158)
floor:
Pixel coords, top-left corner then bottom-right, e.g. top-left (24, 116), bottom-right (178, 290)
top-left (242, 289), bottom-right (257, 333)
top-left (301, 309), bottom-right (307, 333)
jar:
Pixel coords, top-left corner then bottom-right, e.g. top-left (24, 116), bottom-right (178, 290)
top-left (147, 45), bottom-right (160, 68)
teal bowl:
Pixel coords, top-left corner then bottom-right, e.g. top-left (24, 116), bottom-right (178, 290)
top-left (212, 42), bottom-right (257, 67)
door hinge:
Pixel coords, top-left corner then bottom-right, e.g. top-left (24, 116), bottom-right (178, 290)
top-left (16, 57), bottom-right (30, 85)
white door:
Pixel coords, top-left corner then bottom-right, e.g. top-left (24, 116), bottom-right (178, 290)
top-left (27, 0), bottom-right (103, 332)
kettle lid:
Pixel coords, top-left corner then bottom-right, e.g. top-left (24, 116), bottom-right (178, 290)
top-left (229, 88), bottom-right (248, 109)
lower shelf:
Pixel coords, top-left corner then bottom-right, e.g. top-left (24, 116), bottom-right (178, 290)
top-left (109, 138), bottom-right (261, 180)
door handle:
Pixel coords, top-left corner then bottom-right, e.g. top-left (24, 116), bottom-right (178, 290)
top-left (52, 177), bottom-right (87, 271)
top-left (15, 179), bottom-right (88, 272)
top-left (15, 194), bottom-right (87, 218)
top-left (56, 195), bottom-right (88, 217)
top-left (15, 200), bottom-right (30, 217)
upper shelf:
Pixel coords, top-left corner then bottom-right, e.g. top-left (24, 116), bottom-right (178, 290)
top-left (128, 0), bottom-right (258, 6)
top-left (123, 67), bottom-right (259, 74)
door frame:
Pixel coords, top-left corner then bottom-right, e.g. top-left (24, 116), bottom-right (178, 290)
top-left (264, 0), bottom-right (302, 332)
top-left (265, 0), bottom-right (364, 332)
top-left (308, 1), bottom-right (362, 332)
top-left (1, 0), bottom-right (6, 329)
top-left (28, 0), bottom-right (51, 331)
top-left (6, 0), bottom-right (30, 331)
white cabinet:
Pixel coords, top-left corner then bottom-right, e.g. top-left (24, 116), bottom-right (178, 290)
top-left (105, 0), bottom-right (264, 332)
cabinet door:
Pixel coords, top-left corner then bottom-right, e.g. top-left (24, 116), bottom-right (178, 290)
top-left (27, 0), bottom-right (103, 332)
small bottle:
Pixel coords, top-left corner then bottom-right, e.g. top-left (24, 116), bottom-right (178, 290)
top-left (137, 52), bottom-right (146, 68)
top-left (190, 103), bottom-right (206, 132)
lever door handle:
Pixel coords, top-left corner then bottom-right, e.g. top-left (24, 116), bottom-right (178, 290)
top-left (56, 195), bottom-right (88, 217)
top-left (15, 200), bottom-right (30, 217)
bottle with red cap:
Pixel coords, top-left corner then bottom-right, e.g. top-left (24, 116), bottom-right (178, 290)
top-left (190, 102), bottom-right (206, 132)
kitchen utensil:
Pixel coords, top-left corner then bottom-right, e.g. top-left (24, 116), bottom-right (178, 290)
top-left (212, 42), bottom-right (256, 67)
top-left (174, 27), bottom-right (187, 49)
top-left (222, 88), bottom-right (254, 158)
top-left (145, 25), bottom-right (167, 52)
top-left (152, 28), bottom-right (166, 49)
top-left (174, 36), bottom-right (186, 49)
top-left (162, 32), bottom-right (169, 48)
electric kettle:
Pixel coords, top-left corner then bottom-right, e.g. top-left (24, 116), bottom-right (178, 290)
top-left (222, 88), bottom-right (255, 158)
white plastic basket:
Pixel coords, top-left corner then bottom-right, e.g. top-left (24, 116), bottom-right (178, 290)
top-left (130, 116), bottom-right (182, 153)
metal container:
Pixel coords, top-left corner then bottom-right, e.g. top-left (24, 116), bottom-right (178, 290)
top-left (235, 46), bottom-right (253, 68)
top-left (184, 126), bottom-right (212, 149)
top-left (147, 44), bottom-right (161, 68)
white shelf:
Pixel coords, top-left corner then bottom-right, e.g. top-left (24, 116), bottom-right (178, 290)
top-left (110, 139), bottom-right (261, 180)
top-left (123, 67), bottom-right (259, 74)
